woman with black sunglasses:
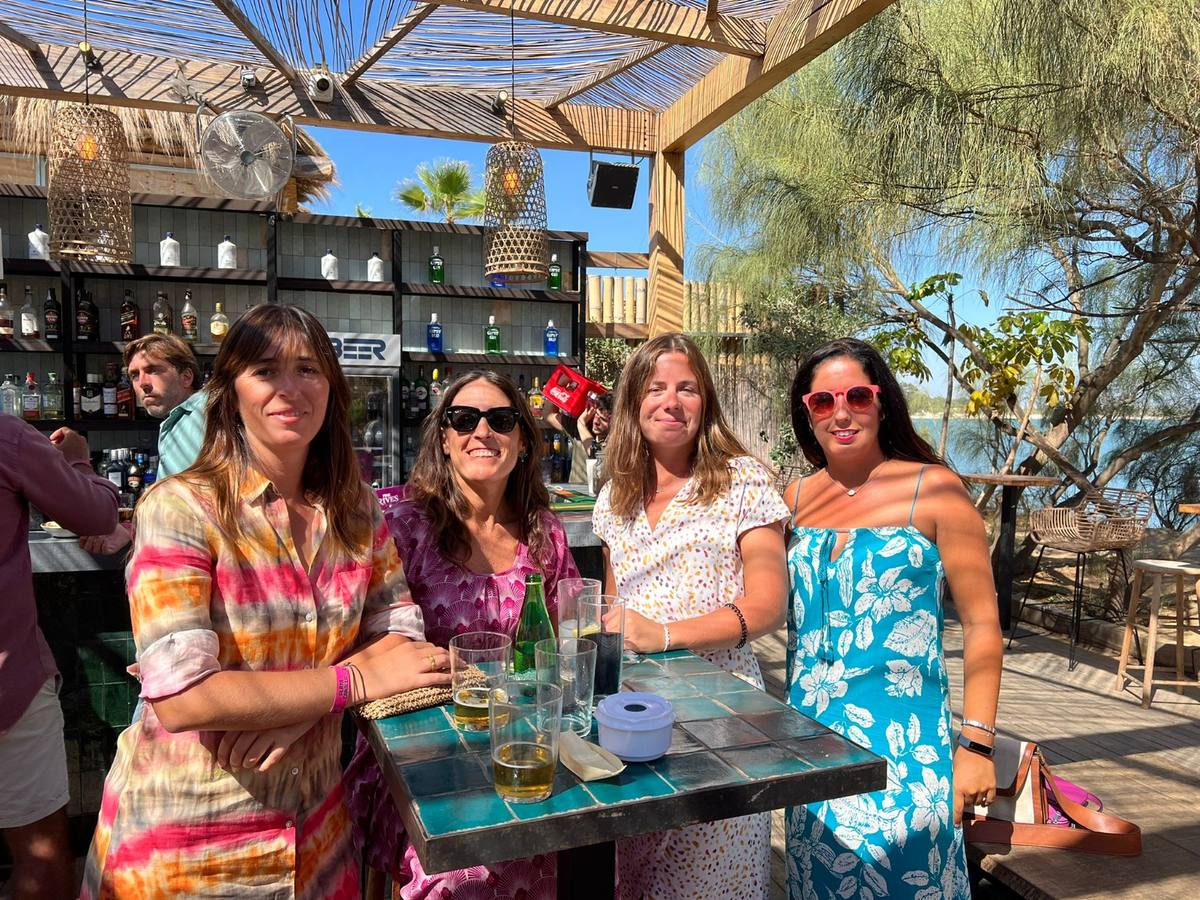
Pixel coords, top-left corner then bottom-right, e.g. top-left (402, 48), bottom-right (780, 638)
top-left (345, 370), bottom-right (579, 899)
top-left (782, 339), bottom-right (1001, 899)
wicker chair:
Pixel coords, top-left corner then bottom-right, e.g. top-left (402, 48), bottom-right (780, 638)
top-left (1010, 487), bottom-right (1151, 669)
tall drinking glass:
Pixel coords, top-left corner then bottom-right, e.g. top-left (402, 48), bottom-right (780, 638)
top-left (555, 577), bottom-right (601, 639)
top-left (449, 632), bottom-right (512, 732)
top-left (535, 637), bottom-right (597, 736)
top-left (579, 594), bottom-right (625, 698)
top-left (489, 679), bottom-right (563, 803)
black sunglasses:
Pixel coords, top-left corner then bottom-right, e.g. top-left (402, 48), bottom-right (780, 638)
top-left (442, 405), bottom-right (521, 434)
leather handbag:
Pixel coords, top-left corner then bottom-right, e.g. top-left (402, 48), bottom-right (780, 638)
top-left (962, 736), bottom-right (1142, 856)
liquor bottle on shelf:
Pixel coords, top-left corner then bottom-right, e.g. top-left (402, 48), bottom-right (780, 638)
top-left (428, 246), bottom-right (445, 284)
top-left (0, 287), bottom-right (13, 338)
top-left (120, 289), bottom-right (140, 341)
top-left (550, 434), bottom-right (566, 483)
top-left (414, 366), bottom-right (430, 421)
top-left (72, 378), bottom-right (81, 418)
top-left (430, 368), bottom-right (443, 407)
top-left (402, 434), bottom-right (417, 477)
top-left (81, 373), bottom-right (103, 419)
top-left (160, 231), bottom-right (180, 267)
top-left (0, 374), bottom-right (18, 416)
top-left (42, 288), bottom-right (61, 341)
top-left (28, 224), bottom-right (49, 261)
top-left (76, 291), bottom-right (99, 342)
top-left (102, 363), bottom-right (118, 418)
top-left (105, 450), bottom-right (124, 489)
top-left (180, 290), bottom-right (199, 343)
top-left (21, 373), bottom-right (40, 420)
top-left (528, 376), bottom-right (544, 419)
top-left (142, 455), bottom-right (159, 490)
top-left (116, 368), bottom-right (135, 420)
top-left (152, 291), bottom-right (173, 335)
top-left (488, 271), bottom-right (506, 288)
top-left (513, 573), bottom-right (553, 674)
top-left (210, 302), bottom-right (229, 343)
top-left (126, 452), bottom-right (144, 496)
top-left (426, 313), bottom-right (443, 352)
top-left (42, 372), bottom-right (63, 420)
top-left (367, 252), bottom-right (386, 282)
top-left (547, 253), bottom-right (562, 290)
top-left (484, 315), bottom-right (502, 354)
top-left (543, 319), bottom-right (559, 357)
top-left (400, 372), bottom-right (411, 424)
top-left (217, 234), bottom-right (237, 269)
top-left (517, 373), bottom-right (527, 401)
top-left (19, 286), bottom-right (39, 339)
top-left (321, 248), bottom-right (338, 280)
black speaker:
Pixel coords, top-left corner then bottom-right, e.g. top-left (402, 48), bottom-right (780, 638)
top-left (588, 160), bottom-right (639, 209)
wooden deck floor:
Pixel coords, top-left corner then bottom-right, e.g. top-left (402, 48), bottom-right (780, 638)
top-left (751, 619), bottom-right (1200, 899)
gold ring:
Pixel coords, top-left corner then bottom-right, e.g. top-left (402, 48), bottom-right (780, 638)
top-left (428, 654), bottom-right (437, 669)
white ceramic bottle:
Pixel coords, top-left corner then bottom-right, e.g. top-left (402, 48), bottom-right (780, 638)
top-left (28, 224), bottom-right (49, 261)
top-left (367, 252), bottom-right (385, 282)
top-left (321, 248), bottom-right (339, 280)
top-left (160, 231), bottom-right (181, 266)
top-left (217, 234), bottom-right (237, 269)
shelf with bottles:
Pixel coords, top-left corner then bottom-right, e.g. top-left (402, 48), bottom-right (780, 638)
top-left (276, 277), bottom-right (394, 295)
top-left (72, 263), bottom-right (268, 285)
top-left (0, 337), bottom-right (62, 353)
top-left (405, 283), bottom-right (579, 304)
top-left (71, 418), bottom-right (162, 432)
top-left (404, 351), bottom-right (579, 367)
top-left (0, 258), bottom-right (59, 278)
top-left (75, 340), bottom-right (226, 358)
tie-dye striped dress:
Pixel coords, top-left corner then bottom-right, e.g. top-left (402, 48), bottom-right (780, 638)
top-left (81, 469), bottom-right (426, 899)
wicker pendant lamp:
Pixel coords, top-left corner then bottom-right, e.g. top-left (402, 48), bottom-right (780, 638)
top-left (483, 0), bottom-right (548, 284)
top-left (47, 3), bottom-right (132, 263)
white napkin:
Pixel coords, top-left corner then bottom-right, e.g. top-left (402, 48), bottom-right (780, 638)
top-left (559, 731), bottom-right (626, 781)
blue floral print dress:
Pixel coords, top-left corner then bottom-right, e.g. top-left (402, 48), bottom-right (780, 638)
top-left (785, 469), bottom-right (970, 900)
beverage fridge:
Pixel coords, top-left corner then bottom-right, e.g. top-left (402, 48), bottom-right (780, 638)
top-left (328, 332), bottom-right (403, 489)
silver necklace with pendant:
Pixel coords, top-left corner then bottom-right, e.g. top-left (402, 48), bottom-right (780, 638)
top-left (830, 461), bottom-right (886, 497)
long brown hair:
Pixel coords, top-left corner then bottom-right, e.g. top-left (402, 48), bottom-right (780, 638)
top-left (406, 370), bottom-right (553, 567)
top-left (178, 304), bottom-right (373, 559)
top-left (605, 333), bottom-right (752, 521)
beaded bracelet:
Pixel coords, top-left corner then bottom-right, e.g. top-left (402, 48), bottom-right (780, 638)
top-left (723, 602), bottom-right (748, 649)
top-left (329, 665), bottom-right (352, 714)
top-left (662, 622), bottom-right (672, 653)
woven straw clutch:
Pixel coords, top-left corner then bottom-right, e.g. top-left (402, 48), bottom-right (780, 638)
top-left (355, 666), bottom-right (489, 720)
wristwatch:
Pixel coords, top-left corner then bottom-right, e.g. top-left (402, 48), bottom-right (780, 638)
top-left (957, 733), bottom-right (995, 758)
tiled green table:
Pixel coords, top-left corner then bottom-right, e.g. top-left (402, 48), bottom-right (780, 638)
top-left (364, 650), bottom-right (885, 894)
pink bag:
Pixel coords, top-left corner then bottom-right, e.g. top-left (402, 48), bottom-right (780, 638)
top-left (1046, 775), bottom-right (1102, 826)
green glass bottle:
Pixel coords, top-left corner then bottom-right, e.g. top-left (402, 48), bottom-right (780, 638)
top-left (513, 573), bottom-right (554, 674)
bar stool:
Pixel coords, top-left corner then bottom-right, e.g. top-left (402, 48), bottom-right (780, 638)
top-left (1114, 559), bottom-right (1200, 708)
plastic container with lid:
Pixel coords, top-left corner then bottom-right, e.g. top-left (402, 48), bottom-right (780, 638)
top-left (594, 692), bottom-right (675, 762)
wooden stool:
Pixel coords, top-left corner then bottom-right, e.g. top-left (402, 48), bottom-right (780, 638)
top-left (1114, 559), bottom-right (1200, 708)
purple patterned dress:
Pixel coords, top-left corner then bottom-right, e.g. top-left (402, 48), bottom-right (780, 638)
top-left (345, 489), bottom-right (579, 899)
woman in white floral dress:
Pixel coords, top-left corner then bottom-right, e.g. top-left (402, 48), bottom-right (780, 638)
top-left (783, 339), bottom-right (1003, 900)
top-left (592, 333), bottom-right (790, 900)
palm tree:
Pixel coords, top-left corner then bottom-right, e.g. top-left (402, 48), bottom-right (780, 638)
top-left (395, 158), bottom-right (486, 224)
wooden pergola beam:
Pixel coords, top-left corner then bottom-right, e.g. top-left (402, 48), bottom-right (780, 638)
top-left (659, 0), bottom-right (896, 151)
top-left (431, 0), bottom-right (767, 58)
top-left (707, 2), bottom-right (720, 24)
top-left (209, 0), bottom-right (298, 82)
top-left (0, 19), bottom-right (41, 57)
top-left (545, 41), bottom-right (669, 109)
top-left (343, 4), bottom-right (436, 87)
top-left (0, 43), bottom-right (656, 154)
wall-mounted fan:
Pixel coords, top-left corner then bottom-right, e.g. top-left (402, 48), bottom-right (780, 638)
top-left (196, 106), bottom-right (295, 200)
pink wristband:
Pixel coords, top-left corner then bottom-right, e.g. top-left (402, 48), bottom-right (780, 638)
top-left (330, 666), bottom-right (351, 713)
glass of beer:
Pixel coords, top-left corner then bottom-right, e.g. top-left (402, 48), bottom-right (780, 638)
top-left (577, 595), bottom-right (626, 698)
top-left (555, 577), bottom-right (601, 639)
top-left (450, 632), bottom-right (512, 732)
top-left (535, 637), bottom-right (597, 736)
top-left (489, 679), bottom-right (562, 803)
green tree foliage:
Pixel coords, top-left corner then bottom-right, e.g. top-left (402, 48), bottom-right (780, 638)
top-left (700, 0), bottom-right (1200, 515)
top-left (395, 159), bottom-right (486, 224)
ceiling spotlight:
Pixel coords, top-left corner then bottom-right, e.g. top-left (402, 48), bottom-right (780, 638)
top-left (239, 67), bottom-right (258, 90)
top-left (78, 41), bottom-right (102, 72)
top-left (490, 89), bottom-right (509, 117)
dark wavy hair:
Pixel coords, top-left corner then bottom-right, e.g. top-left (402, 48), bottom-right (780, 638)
top-left (178, 304), bottom-right (372, 559)
top-left (790, 338), bottom-right (948, 470)
top-left (406, 370), bottom-right (552, 568)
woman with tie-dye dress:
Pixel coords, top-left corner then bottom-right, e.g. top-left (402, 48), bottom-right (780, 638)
top-left (782, 339), bottom-right (1003, 900)
top-left (82, 306), bottom-right (451, 899)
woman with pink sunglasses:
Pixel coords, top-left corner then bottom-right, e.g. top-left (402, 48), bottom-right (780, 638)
top-left (782, 338), bottom-right (1002, 899)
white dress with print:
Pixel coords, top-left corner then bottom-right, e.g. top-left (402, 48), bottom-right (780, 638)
top-left (593, 456), bottom-right (791, 900)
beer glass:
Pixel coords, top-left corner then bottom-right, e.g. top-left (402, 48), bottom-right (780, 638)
top-left (555, 577), bottom-right (601, 639)
top-left (489, 679), bottom-right (563, 803)
top-left (449, 632), bottom-right (511, 732)
top-left (578, 595), bottom-right (625, 698)
top-left (535, 637), bottom-right (597, 736)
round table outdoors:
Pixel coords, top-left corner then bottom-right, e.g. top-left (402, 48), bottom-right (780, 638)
top-left (963, 473), bottom-right (1059, 630)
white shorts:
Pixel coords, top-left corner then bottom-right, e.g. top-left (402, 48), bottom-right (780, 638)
top-left (0, 677), bottom-right (69, 829)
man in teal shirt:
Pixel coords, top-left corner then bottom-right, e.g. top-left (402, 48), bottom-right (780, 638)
top-left (80, 334), bottom-right (206, 555)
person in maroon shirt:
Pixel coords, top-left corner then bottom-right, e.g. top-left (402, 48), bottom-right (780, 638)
top-left (0, 417), bottom-right (118, 900)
